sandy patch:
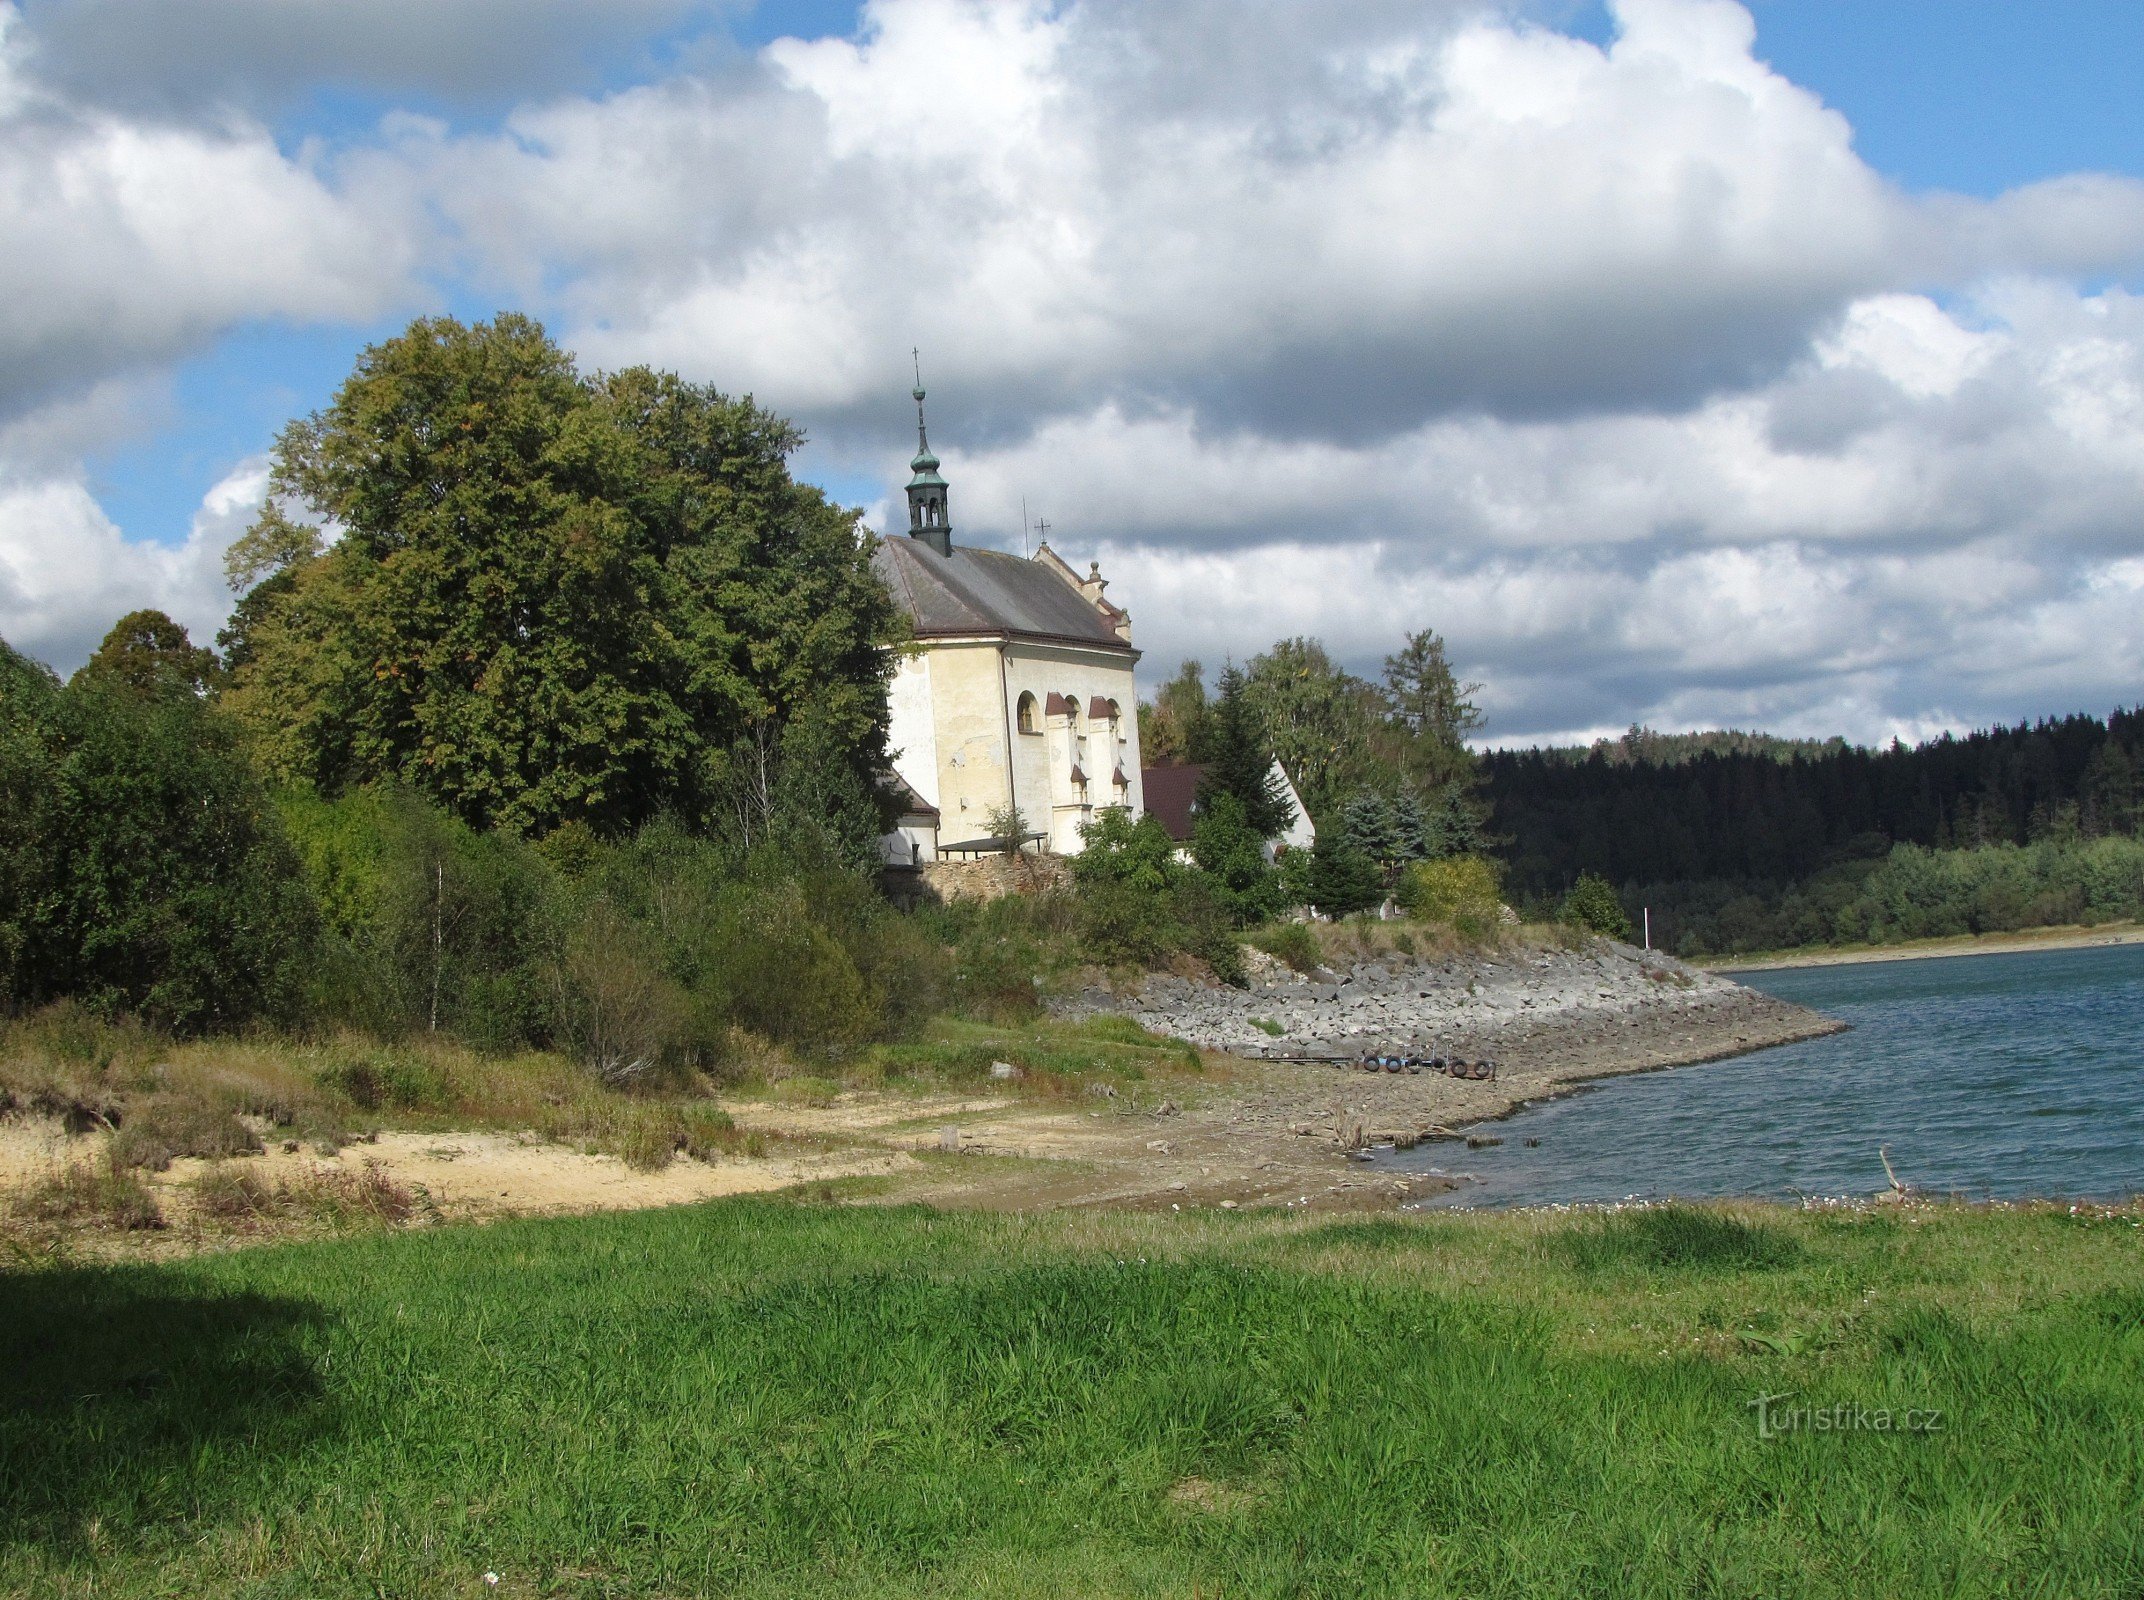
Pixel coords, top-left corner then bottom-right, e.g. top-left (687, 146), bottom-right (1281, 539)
top-left (1, 1121), bottom-right (917, 1234)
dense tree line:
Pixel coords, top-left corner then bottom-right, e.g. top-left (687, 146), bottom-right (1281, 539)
top-left (1490, 711), bottom-right (2143, 903)
top-left (0, 315), bottom-right (926, 1053)
top-left (1487, 711), bottom-right (2144, 953)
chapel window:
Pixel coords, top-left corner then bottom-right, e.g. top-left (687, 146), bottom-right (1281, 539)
top-left (1016, 692), bottom-right (1038, 734)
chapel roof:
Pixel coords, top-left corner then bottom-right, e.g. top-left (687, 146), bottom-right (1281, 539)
top-left (873, 535), bottom-right (1133, 652)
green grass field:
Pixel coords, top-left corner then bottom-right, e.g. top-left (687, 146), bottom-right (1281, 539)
top-left (4, 1199), bottom-right (2142, 1598)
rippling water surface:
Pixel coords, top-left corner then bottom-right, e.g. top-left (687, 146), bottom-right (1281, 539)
top-left (1385, 941), bottom-right (2144, 1208)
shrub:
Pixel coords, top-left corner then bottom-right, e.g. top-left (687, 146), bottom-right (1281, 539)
top-left (949, 926), bottom-right (1046, 1022)
top-left (11, 1164), bottom-right (164, 1230)
top-left (1398, 855), bottom-right (1505, 924)
top-left (1560, 872), bottom-right (1633, 939)
top-left (280, 786), bottom-right (557, 1045)
top-left (1248, 921), bottom-right (1323, 974)
top-left (108, 1096), bottom-right (264, 1172)
top-left (613, 1110), bottom-right (685, 1172)
top-left (551, 902), bottom-right (691, 1086)
top-left (680, 1104), bottom-right (749, 1161)
top-left (1307, 832), bottom-right (1381, 917)
top-left (191, 1164), bottom-right (279, 1222)
top-left (316, 1048), bottom-right (455, 1114)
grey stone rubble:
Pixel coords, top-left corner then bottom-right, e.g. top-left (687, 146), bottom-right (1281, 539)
top-left (1058, 937), bottom-right (1751, 1060)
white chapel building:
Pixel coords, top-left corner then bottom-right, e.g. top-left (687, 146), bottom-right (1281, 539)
top-left (873, 384), bottom-right (1145, 862)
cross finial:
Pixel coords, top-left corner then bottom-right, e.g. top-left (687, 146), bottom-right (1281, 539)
top-left (912, 346), bottom-right (921, 389)
top-left (1033, 518), bottom-right (1051, 545)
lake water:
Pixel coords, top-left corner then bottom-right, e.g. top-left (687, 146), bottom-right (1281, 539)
top-left (1385, 941), bottom-right (2144, 1208)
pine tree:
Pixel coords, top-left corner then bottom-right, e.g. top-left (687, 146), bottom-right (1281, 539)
top-left (1308, 830), bottom-right (1382, 917)
top-left (1391, 792), bottom-right (1433, 863)
top-left (1340, 792), bottom-right (1402, 875)
top-left (1197, 665), bottom-right (1295, 841)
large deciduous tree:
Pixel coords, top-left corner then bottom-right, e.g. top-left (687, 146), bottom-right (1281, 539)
top-left (223, 315), bottom-right (899, 840)
top-left (1240, 637), bottom-right (1386, 818)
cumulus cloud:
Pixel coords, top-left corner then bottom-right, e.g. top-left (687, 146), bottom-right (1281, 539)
top-left (10, 0), bottom-right (730, 116)
top-left (0, 6), bottom-right (418, 423)
top-left (420, 0), bottom-right (2144, 446)
top-left (1, 0), bottom-right (2141, 744)
top-left (943, 278), bottom-right (2144, 741)
top-left (0, 457), bottom-right (256, 672)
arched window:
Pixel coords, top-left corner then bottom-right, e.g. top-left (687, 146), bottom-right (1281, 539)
top-left (1061, 691), bottom-right (1080, 725)
top-left (1016, 691), bottom-right (1038, 734)
top-left (1106, 699), bottom-right (1121, 726)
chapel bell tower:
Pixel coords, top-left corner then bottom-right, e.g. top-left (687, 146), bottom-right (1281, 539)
top-left (906, 366), bottom-right (952, 557)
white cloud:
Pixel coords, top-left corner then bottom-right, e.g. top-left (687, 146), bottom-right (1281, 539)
top-left (11, 0), bottom-right (728, 115)
top-left (0, 457), bottom-right (256, 672)
top-left (0, 5), bottom-right (417, 422)
top-left (3, 0), bottom-right (2143, 745)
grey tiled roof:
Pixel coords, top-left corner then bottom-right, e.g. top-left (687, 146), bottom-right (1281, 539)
top-left (874, 535), bottom-right (1130, 650)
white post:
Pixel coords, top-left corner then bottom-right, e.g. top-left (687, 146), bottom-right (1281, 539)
top-left (1643, 906), bottom-right (1651, 951)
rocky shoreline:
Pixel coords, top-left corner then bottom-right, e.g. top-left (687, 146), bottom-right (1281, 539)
top-left (1032, 934), bottom-right (1847, 1207)
top-left (1064, 933), bottom-right (1837, 1065)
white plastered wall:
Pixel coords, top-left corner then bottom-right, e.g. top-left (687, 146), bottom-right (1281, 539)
top-left (1000, 640), bottom-right (1144, 854)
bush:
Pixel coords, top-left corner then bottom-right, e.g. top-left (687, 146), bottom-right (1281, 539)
top-left (280, 786), bottom-right (557, 1045)
top-left (551, 902), bottom-right (691, 1086)
top-left (108, 1096), bottom-right (264, 1172)
top-left (1560, 872), bottom-right (1633, 939)
top-left (9, 1164), bottom-right (165, 1230)
top-left (1248, 921), bottom-right (1323, 974)
top-left (1398, 855), bottom-right (1504, 924)
top-left (1307, 832), bottom-right (1381, 917)
top-left (316, 1048), bottom-right (455, 1114)
top-left (190, 1162), bottom-right (418, 1228)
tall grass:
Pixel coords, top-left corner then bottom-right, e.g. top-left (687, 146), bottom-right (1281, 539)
top-left (3, 1199), bottom-right (2141, 1597)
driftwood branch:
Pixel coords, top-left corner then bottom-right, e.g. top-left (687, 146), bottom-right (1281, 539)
top-left (1878, 1144), bottom-right (1910, 1195)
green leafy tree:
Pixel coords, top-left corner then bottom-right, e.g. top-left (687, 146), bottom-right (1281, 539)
top-left (224, 314), bottom-right (898, 840)
top-left (1379, 629), bottom-right (1482, 791)
top-left (1242, 637), bottom-right (1389, 817)
top-left (2, 648), bottom-right (317, 1029)
top-left (0, 642), bottom-right (63, 1007)
top-left (1073, 808), bottom-right (1180, 894)
top-left (1340, 792), bottom-right (1403, 878)
top-left (76, 610), bottom-right (220, 699)
top-left (1189, 791), bottom-right (1281, 925)
top-left (1561, 872), bottom-right (1633, 939)
top-left (1197, 665), bottom-right (1295, 840)
top-left (1139, 659), bottom-right (1213, 766)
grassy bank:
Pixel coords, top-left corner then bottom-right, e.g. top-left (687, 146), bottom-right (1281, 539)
top-left (4, 1198), bottom-right (2142, 1598)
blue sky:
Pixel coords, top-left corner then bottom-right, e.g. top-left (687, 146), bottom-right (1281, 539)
top-left (6, 0), bottom-right (2144, 743)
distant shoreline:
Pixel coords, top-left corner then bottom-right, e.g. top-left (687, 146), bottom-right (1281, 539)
top-left (1702, 923), bottom-right (2144, 973)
